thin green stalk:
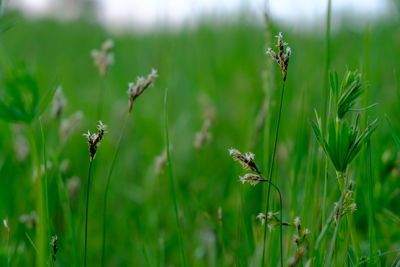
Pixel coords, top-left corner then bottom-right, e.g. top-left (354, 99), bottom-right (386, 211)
top-left (26, 125), bottom-right (47, 267)
top-left (269, 181), bottom-right (283, 267)
top-left (326, 211), bottom-right (341, 266)
top-left (56, 170), bottom-right (78, 267)
top-left (262, 81), bottom-right (286, 267)
top-left (84, 161), bottom-right (94, 267)
top-left (39, 118), bottom-right (51, 235)
top-left (322, 0), bottom-right (332, 225)
top-left (164, 88), bottom-right (187, 267)
top-left (335, 171), bottom-right (359, 257)
top-left (355, 248), bottom-right (400, 266)
top-left (101, 112), bottom-right (129, 267)
top-left (97, 76), bottom-right (106, 120)
top-left (366, 140), bottom-right (376, 265)
top-left (314, 190), bottom-right (345, 252)
top-left (6, 221), bottom-right (10, 267)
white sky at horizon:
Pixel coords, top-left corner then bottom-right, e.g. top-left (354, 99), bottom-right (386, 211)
top-left (8, 0), bottom-right (392, 29)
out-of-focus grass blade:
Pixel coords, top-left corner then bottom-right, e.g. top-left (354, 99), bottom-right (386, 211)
top-left (385, 114), bottom-right (400, 152)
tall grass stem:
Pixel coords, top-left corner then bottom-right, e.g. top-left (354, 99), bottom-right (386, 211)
top-left (101, 112), bottom-right (129, 267)
top-left (164, 88), bottom-right (187, 267)
top-left (84, 161), bottom-right (94, 267)
top-left (262, 81), bottom-right (286, 267)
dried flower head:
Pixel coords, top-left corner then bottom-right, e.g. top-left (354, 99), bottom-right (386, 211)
top-left (83, 121), bottom-right (107, 161)
top-left (91, 39), bottom-right (114, 77)
top-left (127, 69), bottom-right (158, 112)
top-left (229, 148), bottom-right (261, 174)
top-left (239, 173), bottom-right (268, 186)
top-left (266, 32), bottom-right (291, 81)
top-left (50, 235), bottom-right (58, 262)
top-left (51, 86), bottom-right (67, 119)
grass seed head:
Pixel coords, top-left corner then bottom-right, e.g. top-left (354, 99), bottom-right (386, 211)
top-left (239, 173), bottom-right (268, 186)
top-left (127, 69), bottom-right (158, 112)
top-left (51, 86), bottom-right (67, 119)
top-left (50, 235), bottom-right (58, 262)
top-left (3, 218), bottom-right (9, 232)
top-left (83, 121), bottom-right (107, 161)
top-left (267, 32), bottom-right (291, 81)
top-left (91, 39), bottom-right (114, 77)
top-left (228, 148), bottom-right (261, 174)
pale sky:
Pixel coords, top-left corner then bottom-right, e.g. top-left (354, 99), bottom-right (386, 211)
top-left (8, 0), bottom-right (392, 29)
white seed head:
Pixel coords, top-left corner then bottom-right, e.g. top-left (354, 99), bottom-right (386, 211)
top-left (150, 68), bottom-right (158, 78)
top-left (102, 39), bottom-right (114, 51)
top-left (256, 213), bottom-right (266, 225)
top-left (229, 148), bottom-right (240, 156)
top-left (294, 217), bottom-right (301, 227)
top-left (3, 218), bottom-right (9, 230)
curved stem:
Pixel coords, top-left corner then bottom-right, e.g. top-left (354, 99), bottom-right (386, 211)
top-left (84, 161), bottom-right (93, 267)
top-left (101, 112), bottom-right (129, 267)
top-left (262, 81), bottom-right (286, 267)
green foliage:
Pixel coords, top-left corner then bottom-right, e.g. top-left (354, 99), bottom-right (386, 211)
top-left (0, 11), bottom-right (399, 267)
top-left (0, 65), bottom-right (54, 123)
top-left (311, 113), bottom-right (378, 173)
top-left (331, 70), bottom-right (363, 120)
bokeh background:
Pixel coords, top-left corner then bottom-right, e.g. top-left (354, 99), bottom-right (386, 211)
top-left (0, 0), bottom-right (400, 266)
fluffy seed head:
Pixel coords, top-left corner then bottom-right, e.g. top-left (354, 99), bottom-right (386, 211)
top-left (83, 121), bottom-right (107, 161)
top-left (266, 32), bottom-right (291, 81)
top-left (229, 148), bottom-right (261, 173)
top-left (256, 213), bottom-right (266, 225)
top-left (127, 69), bottom-right (158, 112)
top-left (239, 173), bottom-right (268, 186)
top-left (50, 235), bottom-right (58, 262)
top-left (3, 218), bottom-right (9, 231)
top-left (51, 86), bottom-right (67, 119)
top-left (91, 39), bottom-right (114, 77)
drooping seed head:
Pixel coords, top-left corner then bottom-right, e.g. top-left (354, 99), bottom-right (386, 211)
top-left (229, 148), bottom-right (261, 174)
top-left (238, 173), bottom-right (268, 186)
top-left (127, 69), bottom-right (158, 112)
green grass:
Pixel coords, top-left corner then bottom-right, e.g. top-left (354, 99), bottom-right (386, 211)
top-left (0, 9), bottom-right (400, 266)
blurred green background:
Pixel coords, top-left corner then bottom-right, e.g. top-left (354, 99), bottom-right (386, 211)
top-left (0, 5), bottom-right (400, 266)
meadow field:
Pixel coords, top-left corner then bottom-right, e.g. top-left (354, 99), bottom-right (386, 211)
top-left (0, 6), bottom-right (400, 266)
